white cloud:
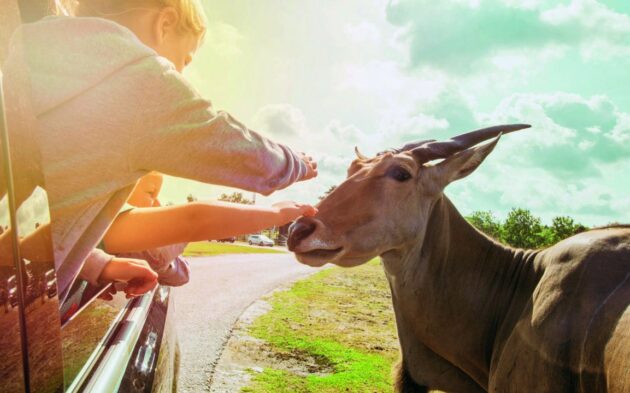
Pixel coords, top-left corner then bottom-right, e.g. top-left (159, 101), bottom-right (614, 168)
top-left (382, 113), bottom-right (450, 147)
top-left (610, 112), bottom-right (630, 143)
top-left (252, 103), bottom-right (371, 155)
top-left (387, 0), bottom-right (630, 74)
top-left (324, 121), bottom-right (367, 145)
top-left (17, 187), bottom-right (50, 235)
top-left (252, 104), bottom-right (309, 140)
top-left (334, 59), bottom-right (449, 136)
top-left (541, 0), bottom-right (630, 60)
top-left (446, 91), bottom-right (630, 225)
top-left (345, 20), bottom-right (382, 46)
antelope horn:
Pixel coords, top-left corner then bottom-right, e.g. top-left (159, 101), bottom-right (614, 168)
top-left (410, 123), bottom-right (530, 163)
top-left (354, 146), bottom-right (368, 160)
top-left (388, 139), bottom-right (436, 154)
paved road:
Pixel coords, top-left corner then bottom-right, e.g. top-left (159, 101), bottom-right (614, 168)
top-left (173, 253), bottom-right (321, 392)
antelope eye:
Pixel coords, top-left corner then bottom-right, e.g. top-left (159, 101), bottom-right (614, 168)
top-left (386, 166), bottom-right (412, 182)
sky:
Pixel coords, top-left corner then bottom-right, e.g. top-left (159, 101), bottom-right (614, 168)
top-left (160, 0), bottom-right (630, 226)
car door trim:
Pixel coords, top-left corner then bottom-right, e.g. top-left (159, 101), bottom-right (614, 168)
top-left (67, 290), bottom-right (154, 392)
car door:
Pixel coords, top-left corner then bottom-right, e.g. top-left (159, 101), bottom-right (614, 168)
top-left (1, 2), bottom-right (65, 391)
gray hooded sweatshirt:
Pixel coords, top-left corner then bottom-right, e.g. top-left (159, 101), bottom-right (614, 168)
top-left (5, 16), bottom-right (309, 297)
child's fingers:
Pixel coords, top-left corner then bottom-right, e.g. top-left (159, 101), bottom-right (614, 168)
top-left (304, 167), bottom-right (317, 180)
top-left (298, 153), bottom-right (318, 180)
top-left (300, 205), bottom-right (318, 217)
top-left (98, 285), bottom-right (117, 301)
top-left (125, 273), bottom-right (158, 297)
top-left (99, 292), bottom-right (114, 301)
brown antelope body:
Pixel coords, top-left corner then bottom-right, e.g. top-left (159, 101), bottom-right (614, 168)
top-left (288, 125), bottom-right (630, 393)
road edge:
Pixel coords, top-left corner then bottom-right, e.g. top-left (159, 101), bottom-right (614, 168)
top-left (206, 267), bottom-right (324, 390)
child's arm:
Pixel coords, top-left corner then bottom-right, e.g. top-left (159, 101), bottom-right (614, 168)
top-left (102, 201), bottom-right (317, 254)
top-left (128, 61), bottom-right (316, 196)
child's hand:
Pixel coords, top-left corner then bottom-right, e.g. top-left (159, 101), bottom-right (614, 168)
top-left (98, 257), bottom-right (158, 298)
top-left (98, 284), bottom-right (118, 301)
top-left (298, 153), bottom-right (318, 181)
top-left (272, 201), bottom-right (318, 225)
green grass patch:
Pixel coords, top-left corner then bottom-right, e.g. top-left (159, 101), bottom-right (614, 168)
top-left (243, 260), bottom-right (401, 392)
top-left (182, 241), bottom-right (285, 257)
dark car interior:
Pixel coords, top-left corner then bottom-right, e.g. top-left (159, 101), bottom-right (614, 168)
top-left (0, 1), bottom-right (179, 392)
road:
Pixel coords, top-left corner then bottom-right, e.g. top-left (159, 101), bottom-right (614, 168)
top-left (173, 253), bottom-right (321, 392)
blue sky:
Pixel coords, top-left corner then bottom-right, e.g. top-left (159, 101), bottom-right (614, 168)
top-left (160, 0), bottom-right (630, 226)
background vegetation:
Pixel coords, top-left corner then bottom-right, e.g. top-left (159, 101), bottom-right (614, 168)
top-left (466, 208), bottom-right (589, 249)
top-left (183, 242), bottom-right (284, 257)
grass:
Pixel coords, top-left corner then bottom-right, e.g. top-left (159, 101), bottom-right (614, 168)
top-left (182, 241), bottom-right (286, 257)
top-left (242, 259), bottom-right (401, 393)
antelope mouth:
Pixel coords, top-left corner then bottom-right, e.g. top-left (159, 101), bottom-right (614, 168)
top-left (294, 247), bottom-right (343, 266)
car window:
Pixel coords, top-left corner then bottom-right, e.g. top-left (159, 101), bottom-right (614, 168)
top-left (60, 280), bottom-right (129, 389)
top-left (58, 242), bottom-right (134, 389)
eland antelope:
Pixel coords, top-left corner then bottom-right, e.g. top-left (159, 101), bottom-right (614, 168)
top-left (288, 125), bottom-right (630, 393)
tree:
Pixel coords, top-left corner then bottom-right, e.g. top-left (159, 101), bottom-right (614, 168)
top-left (319, 185), bottom-right (337, 201)
top-left (218, 192), bottom-right (253, 205)
top-left (551, 216), bottom-right (575, 242)
top-left (467, 211), bottom-right (502, 239)
top-left (538, 225), bottom-right (555, 247)
top-left (501, 208), bottom-right (544, 249)
top-left (550, 216), bottom-right (588, 244)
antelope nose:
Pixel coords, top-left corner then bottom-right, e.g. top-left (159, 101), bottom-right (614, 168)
top-left (288, 218), bottom-right (317, 251)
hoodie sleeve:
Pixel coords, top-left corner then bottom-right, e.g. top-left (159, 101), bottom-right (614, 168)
top-left (128, 57), bottom-right (309, 196)
top-left (77, 248), bottom-right (114, 287)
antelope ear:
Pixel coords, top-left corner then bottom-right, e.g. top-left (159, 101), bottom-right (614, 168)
top-left (430, 134), bottom-right (501, 187)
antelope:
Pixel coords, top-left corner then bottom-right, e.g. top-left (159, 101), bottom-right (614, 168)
top-left (288, 125), bottom-right (630, 393)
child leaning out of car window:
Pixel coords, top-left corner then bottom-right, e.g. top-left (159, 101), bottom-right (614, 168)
top-left (3, 0), bottom-right (319, 298)
top-left (92, 172), bottom-right (316, 297)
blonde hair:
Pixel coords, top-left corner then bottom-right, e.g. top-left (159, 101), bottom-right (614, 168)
top-left (54, 0), bottom-right (206, 36)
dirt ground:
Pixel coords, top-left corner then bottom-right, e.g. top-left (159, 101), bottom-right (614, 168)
top-left (208, 290), bottom-right (319, 393)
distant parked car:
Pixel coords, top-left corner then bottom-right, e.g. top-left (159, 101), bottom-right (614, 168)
top-left (275, 236), bottom-right (287, 247)
top-left (216, 236), bottom-right (236, 243)
top-left (247, 234), bottom-right (274, 247)
top-left (7, 275), bottom-right (18, 308)
top-left (0, 272), bottom-right (18, 312)
top-left (43, 270), bottom-right (57, 299)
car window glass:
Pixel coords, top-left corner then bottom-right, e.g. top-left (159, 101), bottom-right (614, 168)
top-left (60, 281), bottom-right (128, 389)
